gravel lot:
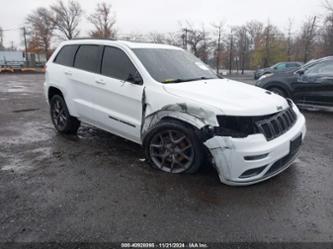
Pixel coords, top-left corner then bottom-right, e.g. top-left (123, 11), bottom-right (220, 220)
top-left (0, 74), bottom-right (332, 244)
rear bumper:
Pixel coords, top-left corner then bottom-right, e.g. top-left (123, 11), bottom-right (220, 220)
top-left (205, 108), bottom-right (306, 186)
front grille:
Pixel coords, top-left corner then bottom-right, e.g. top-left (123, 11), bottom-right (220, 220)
top-left (216, 102), bottom-right (298, 140)
top-left (255, 107), bottom-right (297, 141)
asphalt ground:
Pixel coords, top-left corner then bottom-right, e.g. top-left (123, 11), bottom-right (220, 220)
top-left (0, 74), bottom-right (332, 246)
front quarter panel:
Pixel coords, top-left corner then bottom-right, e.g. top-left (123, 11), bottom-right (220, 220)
top-left (141, 85), bottom-right (220, 142)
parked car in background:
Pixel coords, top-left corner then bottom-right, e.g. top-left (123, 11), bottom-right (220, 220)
top-left (254, 61), bottom-right (303, 80)
top-left (256, 56), bottom-right (333, 108)
top-left (44, 39), bottom-right (306, 186)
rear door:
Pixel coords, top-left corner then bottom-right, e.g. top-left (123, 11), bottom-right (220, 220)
top-left (71, 44), bottom-right (103, 123)
top-left (292, 60), bottom-right (333, 106)
top-left (90, 46), bottom-right (144, 143)
top-left (49, 44), bottom-right (79, 114)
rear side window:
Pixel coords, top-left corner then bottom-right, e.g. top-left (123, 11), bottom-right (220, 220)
top-left (276, 63), bottom-right (287, 70)
top-left (101, 46), bottom-right (138, 81)
top-left (74, 45), bottom-right (100, 73)
top-left (54, 45), bottom-right (78, 66)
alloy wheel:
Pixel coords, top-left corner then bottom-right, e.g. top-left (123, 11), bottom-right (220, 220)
top-left (149, 129), bottom-right (194, 173)
top-left (51, 98), bottom-right (68, 130)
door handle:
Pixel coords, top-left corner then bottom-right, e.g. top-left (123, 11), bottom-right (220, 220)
top-left (64, 71), bottom-right (72, 76)
top-left (95, 80), bottom-right (106, 85)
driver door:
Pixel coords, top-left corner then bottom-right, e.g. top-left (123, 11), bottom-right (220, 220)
top-left (292, 60), bottom-right (333, 106)
top-left (90, 46), bottom-right (144, 143)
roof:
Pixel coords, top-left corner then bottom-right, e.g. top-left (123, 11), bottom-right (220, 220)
top-left (61, 39), bottom-right (181, 50)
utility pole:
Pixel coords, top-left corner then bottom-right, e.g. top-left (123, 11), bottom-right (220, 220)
top-left (241, 29), bottom-right (247, 75)
top-left (182, 28), bottom-right (190, 50)
top-left (22, 27), bottom-right (29, 67)
top-left (216, 27), bottom-right (222, 75)
top-left (0, 27), bottom-right (4, 49)
top-left (229, 31), bottom-right (233, 75)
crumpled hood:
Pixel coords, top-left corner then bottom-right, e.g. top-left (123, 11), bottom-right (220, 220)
top-left (163, 78), bottom-right (289, 116)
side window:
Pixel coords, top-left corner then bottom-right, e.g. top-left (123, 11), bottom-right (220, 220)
top-left (306, 61), bottom-right (333, 76)
top-left (74, 45), bottom-right (100, 73)
top-left (286, 63), bottom-right (298, 68)
top-left (101, 46), bottom-right (140, 83)
top-left (54, 45), bottom-right (78, 67)
top-left (276, 63), bottom-right (287, 70)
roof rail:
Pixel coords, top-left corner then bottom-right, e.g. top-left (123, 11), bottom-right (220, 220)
top-left (70, 37), bottom-right (117, 41)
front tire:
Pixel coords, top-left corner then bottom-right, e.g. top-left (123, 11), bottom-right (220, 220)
top-left (268, 87), bottom-right (287, 98)
top-left (144, 120), bottom-right (205, 174)
top-left (50, 95), bottom-right (80, 134)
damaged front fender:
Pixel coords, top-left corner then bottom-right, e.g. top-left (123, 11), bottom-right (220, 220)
top-left (141, 103), bottom-right (219, 143)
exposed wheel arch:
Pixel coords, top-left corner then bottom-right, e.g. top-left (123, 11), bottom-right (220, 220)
top-left (48, 87), bottom-right (63, 102)
top-left (143, 117), bottom-right (199, 146)
top-left (49, 94), bottom-right (80, 134)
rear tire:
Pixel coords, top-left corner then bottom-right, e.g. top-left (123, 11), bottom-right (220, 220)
top-left (143, 120), bottom-right (205, 174)
top-left (50, 95), bottom-right (80, 134)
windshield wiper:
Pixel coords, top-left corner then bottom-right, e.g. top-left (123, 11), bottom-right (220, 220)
top-left (162, 77), bottom-right (214, 83)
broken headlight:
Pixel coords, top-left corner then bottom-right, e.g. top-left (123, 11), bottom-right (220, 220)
top-left (215, 116), bottom-right (257, 138)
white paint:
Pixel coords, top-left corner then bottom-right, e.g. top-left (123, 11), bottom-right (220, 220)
top-left (44, 40), bottom-right (307, 186)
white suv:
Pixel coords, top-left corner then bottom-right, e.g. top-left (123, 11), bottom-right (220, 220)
top-left (44, 39), bottom-right (306, 186)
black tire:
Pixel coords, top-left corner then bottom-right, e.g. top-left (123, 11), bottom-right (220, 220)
top-left (143, 120), bottom-right (205, 174)
top-left (268, 87), bottom-right (287, 98)
top-left (50, 95), bottom-right (80, 134)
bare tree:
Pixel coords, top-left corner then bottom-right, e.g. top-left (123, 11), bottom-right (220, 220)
top-left (0, 27), bottom-right (4, 49)
top-left (246, 21), bottom-right (264, 50)
top-left (246, 21), bottom-right (264, 68)
top-left (226, 28), bottom-right (235, 74)
top-left (263, 23), bottom-right (273, 67)
top-left (299, 16), bottom-right (317, 62)
top-left (234, 25), bottom-right (250, 74)
top-left (26, 7), bottom-right (55, 59)
top-left (320, 0), bottom-right (333, 55)
top-left (212, 21), bottom-right (224, 74)
top-left (196, 25), bottom-right (210, 63)
top-left (51, 0), bottom-right (83, 40)
top-left (165, 32), bottom-right (183, 46)
top-left (323, 0), bottom-right (333, 11)
top-left (287, 19), bottom-right (294, 61)
top-left (261, 22), bottom-right (284, 67)
top-left (182, 22), bottom-right (209, 61)
top-left (148, 32), bottom-right (166, 44)
top-left (88, 2), bottom-right (116, 39)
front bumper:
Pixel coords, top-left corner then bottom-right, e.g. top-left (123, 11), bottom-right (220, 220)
top-left (205, 108), bottom-right (306, 186)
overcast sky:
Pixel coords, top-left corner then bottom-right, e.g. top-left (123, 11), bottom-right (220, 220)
top-left (0, 0), bottom-right (326, 48)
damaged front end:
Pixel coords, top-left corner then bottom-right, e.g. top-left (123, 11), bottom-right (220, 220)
top-left (140, 96), bottom-right (305, 186)
top-left (141, 103), bottom-right (219, 143)
top-left (140, 101), bottom-right (234, 182)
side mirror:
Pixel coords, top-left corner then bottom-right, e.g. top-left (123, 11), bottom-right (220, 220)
top-left (127, 72), bottom-right (143, 85)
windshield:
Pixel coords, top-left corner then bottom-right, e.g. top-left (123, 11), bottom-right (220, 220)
top-left (270, 63), bottom-right (280, 69)
top-left (132, 48), bottom-right (218, 83)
